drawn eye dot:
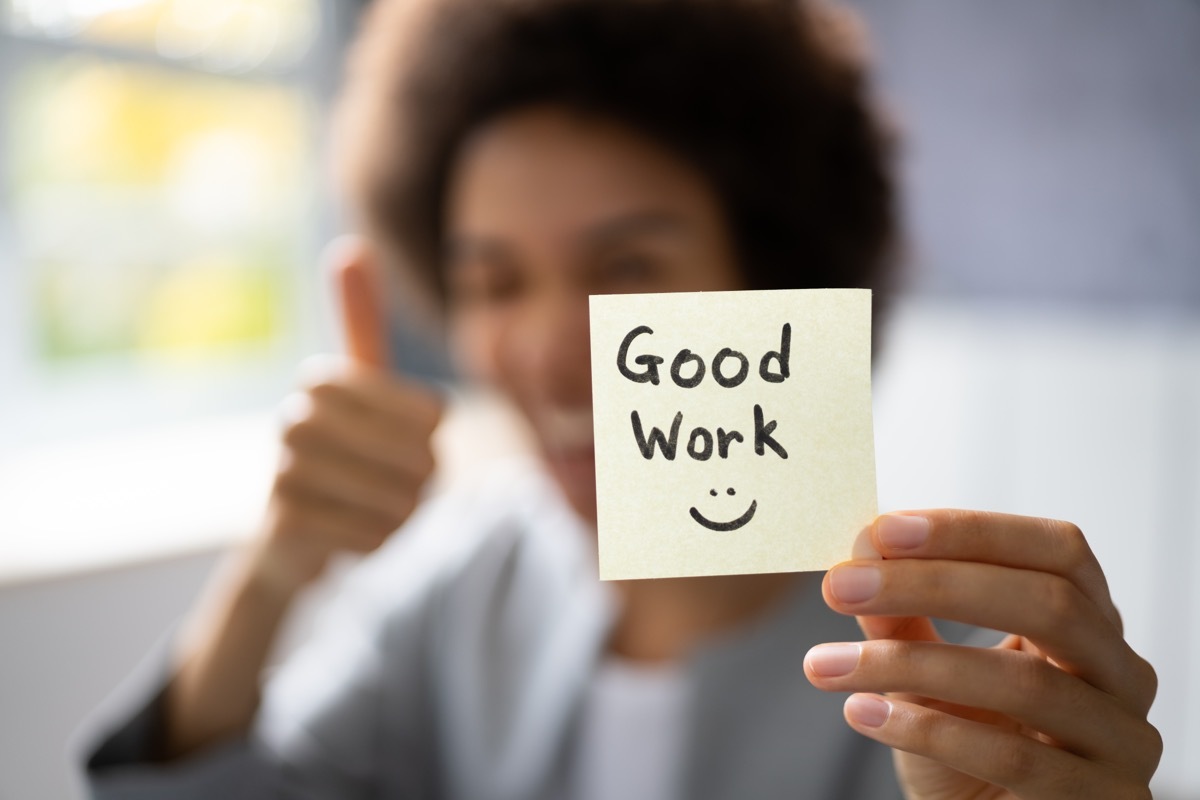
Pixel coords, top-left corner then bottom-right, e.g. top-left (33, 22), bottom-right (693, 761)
top-left (709, 489), bottom-right (717, 497)
top-left (727, 488), bottom-right (736, 496)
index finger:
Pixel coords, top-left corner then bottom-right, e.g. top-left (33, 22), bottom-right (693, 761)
top-left (863, 509), bottom-right (1119, 629)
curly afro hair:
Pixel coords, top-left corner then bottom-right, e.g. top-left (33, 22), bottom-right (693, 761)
top-left (333, 0), bottom-right (898, 310)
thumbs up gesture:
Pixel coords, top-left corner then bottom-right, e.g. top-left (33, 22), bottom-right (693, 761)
top-left (255, 239), bottom-right (443, 594)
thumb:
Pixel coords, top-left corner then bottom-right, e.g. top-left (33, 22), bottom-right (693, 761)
top-left (328, 236), bottom-right (390, 369)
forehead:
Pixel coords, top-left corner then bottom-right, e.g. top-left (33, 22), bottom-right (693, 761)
top-left (446, 107), bottom-right (720, 236)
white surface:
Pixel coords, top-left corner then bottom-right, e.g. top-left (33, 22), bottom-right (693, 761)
top-left (0, 413), bottom-right (278, 584)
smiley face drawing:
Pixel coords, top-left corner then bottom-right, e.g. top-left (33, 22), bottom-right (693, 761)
top-left (689, 487), bottom-right (758, 532)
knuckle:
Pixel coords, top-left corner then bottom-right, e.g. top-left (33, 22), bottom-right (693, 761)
top-left (334, 510), bottom-right (373, 542)
top-left (343, 535), bottom-right (377, 555)
top-left (273, 465), bottom-right (310, 500)
top-left (1037, 574), bottom-right (1083, 627)
top-left (872, 640), bottom-right (926, 685)
top-left (1057, 519), bottom-right (1087, 548)
top-left (306, 377), bottom-right (346, 402)
top-left (281, 416), bottom-right (318, 449)
top-left (275, 451), bottom-right (305, 482)
top-left (1137, 654), bottom-right (1159, 702)
top-left (1048, 518), bottom-right (1094, 570)
top-left (1008, 653), bottom-right (1057, 705)
top-left (353, 528), bottom-right (389, 553)
top-left (380, 491), bottom-right (407, 520)
top-left (389, 492), bottom-right (418, 523)
top-left (422, 397), bottom-right (446, 429)
top-left (1010, 655), bottom-right (1098, 726)
top-left (274, 472), bottom-right (302, 501)
top-left (415, 446), bottom-right (437, 477)
top-left (357, 483), bottom-right (412, 528)
top-left (374, 520), bottom-right (399, 545)
top-left (991, 736), bottom-right (1040, 782)
top-left (872, 638), bottom-right (910, 665)
top-left (359, 514), bottom-right (399, 548)
top-left (898, 704), bottom-right (939, 753)
top-left (1139, 721), bottom-right (1164, 769)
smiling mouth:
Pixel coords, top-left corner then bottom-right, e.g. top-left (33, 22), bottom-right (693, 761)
top-left (689, 500), bottom-right (758, 532)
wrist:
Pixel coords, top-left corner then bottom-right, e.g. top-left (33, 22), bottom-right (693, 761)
top-left (238, 537), bottom-right (320, 607)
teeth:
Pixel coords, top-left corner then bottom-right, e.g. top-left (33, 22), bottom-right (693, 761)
top-left (541, 407), bottom-right (595, 451)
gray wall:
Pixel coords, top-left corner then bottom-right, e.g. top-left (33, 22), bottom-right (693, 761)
top-left (0, 553), bottom-right (220, 800)
top-left (849, 0), bottom-right (1200, 307)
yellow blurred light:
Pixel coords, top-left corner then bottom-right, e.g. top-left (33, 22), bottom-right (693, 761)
top-left (137, 256), bottom-right (277, 353)
top-left (12, 58), bottom-right (310, 362)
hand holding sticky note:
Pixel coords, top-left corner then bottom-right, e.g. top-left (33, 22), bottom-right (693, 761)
top-left (589, 288), bottom-right (876, 580)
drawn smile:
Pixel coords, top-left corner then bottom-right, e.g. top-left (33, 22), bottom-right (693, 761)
top-left (689, 499), bottom-right (758, 531)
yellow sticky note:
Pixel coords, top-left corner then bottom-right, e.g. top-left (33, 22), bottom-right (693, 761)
top-left (589, 288), bottom-right (876, 580)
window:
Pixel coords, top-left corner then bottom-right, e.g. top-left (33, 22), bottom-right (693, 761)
top-left (0, 0), bottom-right (341, 450)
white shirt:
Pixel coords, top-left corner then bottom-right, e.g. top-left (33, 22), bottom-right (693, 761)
top-left (570, 657), bottom-right (689, 800)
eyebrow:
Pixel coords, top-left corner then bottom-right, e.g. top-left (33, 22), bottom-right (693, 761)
top-left (444, 235), bottom-right (509, 269)
top-left (444, 209), bottom-right (691, 268)
top-left (581, 210), bottom-right (690, 249)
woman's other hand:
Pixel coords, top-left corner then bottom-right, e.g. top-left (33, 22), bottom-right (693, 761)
top-left (164, 241), bottom-right (441, 758)
top-left (254, 241), bottom-right (442, 595)
top-left (804, 510), bottom-right (1161, 800)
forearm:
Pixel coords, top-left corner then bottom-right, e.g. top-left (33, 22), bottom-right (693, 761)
top-left (162, 541), bottom-right (304, 759)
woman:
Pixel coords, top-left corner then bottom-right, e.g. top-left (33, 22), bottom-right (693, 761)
top-left (82, 0), bottom-right (1161, 797)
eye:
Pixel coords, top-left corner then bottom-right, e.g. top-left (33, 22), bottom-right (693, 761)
top-left (593, 251), bottom-right (662, 292)
top-left (448, 260), bottom-right (527, 307)
top-left (611, 252), bottom-right (656, 279)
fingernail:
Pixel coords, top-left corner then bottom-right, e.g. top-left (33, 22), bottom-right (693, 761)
top-left (877, 514), bottom-right (929, 550)
top-left (845, 694), bottom-right (891, 728)
top-left (829, 565), bottom-right (881, 604)
top-left (805, 643), bottom-right (861, 678)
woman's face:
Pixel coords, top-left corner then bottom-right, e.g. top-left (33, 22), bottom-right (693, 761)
top-left (444, 107), bottom-right (744, 522)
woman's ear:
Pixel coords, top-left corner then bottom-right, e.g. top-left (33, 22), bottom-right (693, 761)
top-left (323, 235), bottom-right (391, 369)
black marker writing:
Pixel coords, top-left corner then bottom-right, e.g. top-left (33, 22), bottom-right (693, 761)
top-left (689, 499), bottom-right (758, 531)
top-left (617, 325), bottom-right (664, 384)
top-left (630, 405), bottom-right (785, 461)
top-left (717, 427), bottom-right (743, 458)
top-left (631, 410), bottom-right (682, 459)
top-left (712, 348), bottom-right (749, 388)
top-left (759, 323), bottom-right (790, 383)
top-left (617, 323), bottom-right (791, 389)
top-left (670, 350), bottom-right (705, 388)
top-left (753, 404), bottom-right (788, 459)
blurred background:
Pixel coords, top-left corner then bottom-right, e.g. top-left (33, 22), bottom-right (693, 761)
top-left (0, 0), bottom-right (1197, 797)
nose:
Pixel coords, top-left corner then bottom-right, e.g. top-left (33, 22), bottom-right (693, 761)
top-left (504, 287), bottom-right (593, 406)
